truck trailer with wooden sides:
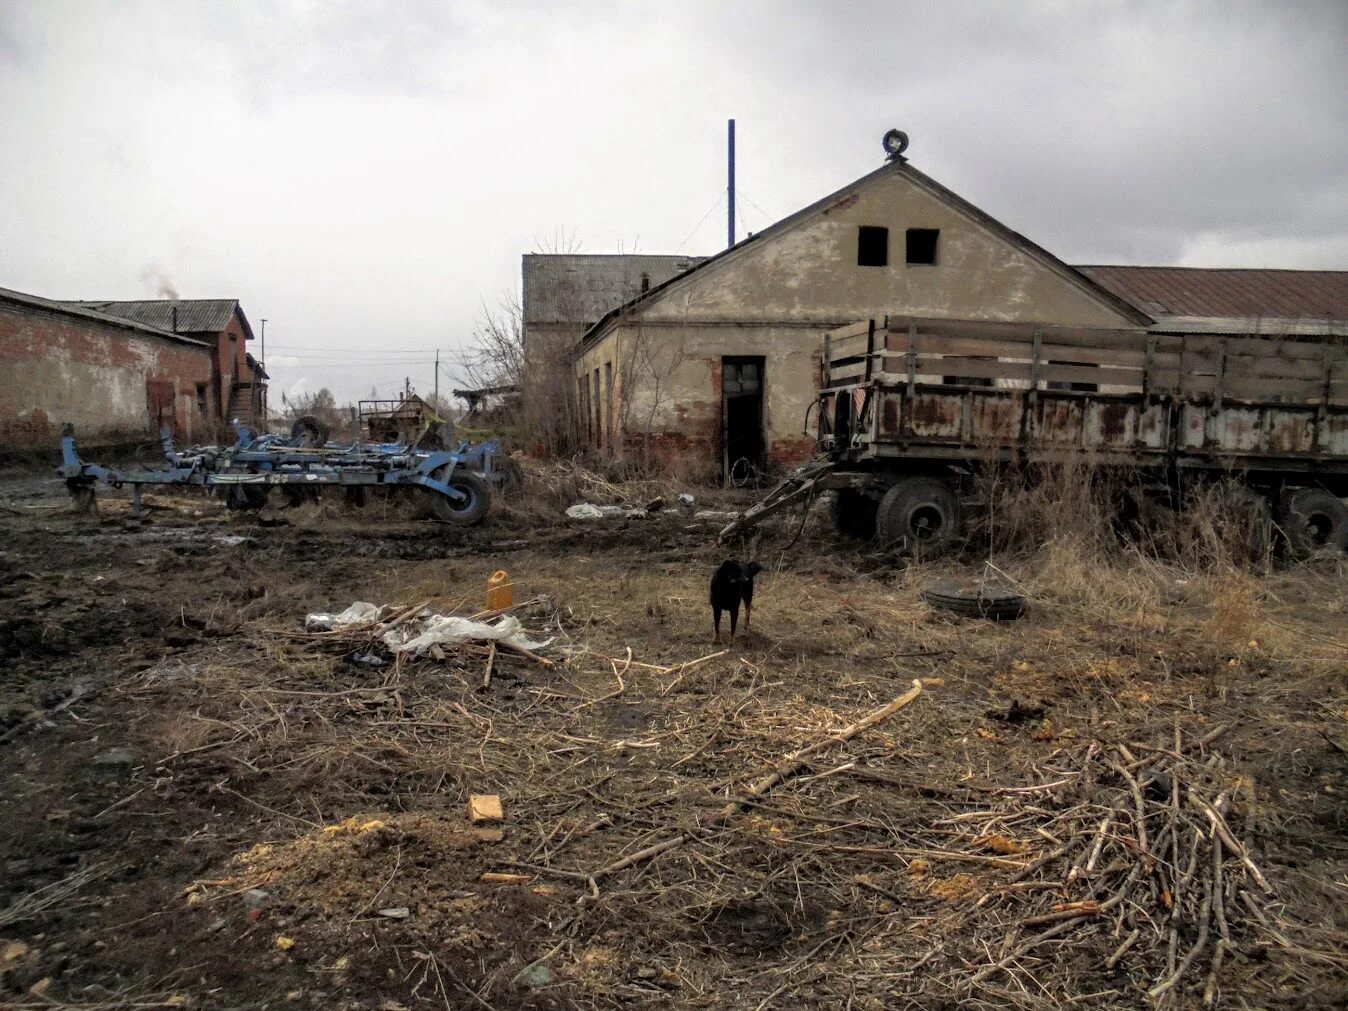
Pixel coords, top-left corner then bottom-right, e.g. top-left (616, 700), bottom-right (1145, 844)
top-left (720, 315), bottom-right (1348, 557)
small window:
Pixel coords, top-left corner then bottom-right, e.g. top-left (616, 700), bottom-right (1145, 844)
top-left (857, 226), bottom-right (888, 267)
top-left (640, 272), bottom-right (650, 293)
top-left (906, 228), bottom-right (939, 265)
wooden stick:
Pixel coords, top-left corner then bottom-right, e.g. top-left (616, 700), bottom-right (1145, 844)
top-left (1189, 791), bottom-right (1272, 893)
top-left (482, 641), bottom-right (496, 689)
top-left (590, 680), bottom-right (926, 880)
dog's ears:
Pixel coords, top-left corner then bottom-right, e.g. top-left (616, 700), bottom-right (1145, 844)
top-left (745, 561), bottom-right (763, 576)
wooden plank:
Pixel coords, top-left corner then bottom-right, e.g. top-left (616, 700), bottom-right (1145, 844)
top-left (886, 316), bottom-right (1148, 348)
top-left (1039, 363), bottom-right (1145, 388)
top-left (912, 359), bottom-right (1034, 382)
top-left (828, 361), bottom-right (870, 382)
top-left (824, 320), bottom-right (874, 343)
top-left (830, 332), bottom-right (873, 360)
top-left (1183, 334), bottom-right (1337, 360)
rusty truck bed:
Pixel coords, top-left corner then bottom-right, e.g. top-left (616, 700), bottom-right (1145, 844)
top-left (819, 317), bottom-right (1348, 476)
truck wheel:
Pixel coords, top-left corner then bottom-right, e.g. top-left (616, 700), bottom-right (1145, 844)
top-left (831, 488), bottom-right (877, 540)
top-left (876, 477), bottom-right (961, 557)
top-left (429, 467), bottom-right (490, 526)
top-left (1280, 487), bottom-right (1348, 557)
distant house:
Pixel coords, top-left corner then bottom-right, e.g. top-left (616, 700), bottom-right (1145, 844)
top-left (66, 298), bottom-right (267, 427)
top-left (0, 285), bottom-right (215, 447)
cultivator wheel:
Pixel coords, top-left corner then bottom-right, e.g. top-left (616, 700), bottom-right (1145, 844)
top-left (223, 484), bottom-right (270, 511)
top-left (290, 415), bottom-right (330, 448)
top-left (428, 467), bottom-right (490, 526)
top-left (67, 479), bottom-right (96, 514)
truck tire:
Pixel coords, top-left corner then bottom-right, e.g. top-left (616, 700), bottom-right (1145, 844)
top-left (1280, 487), bottom-right (1348, 557)
top-left (429, 467), bottom-right (490, 526)
top-left (876, 477), bottom-right (961, 557)
top-left (831, 488), bottom-right (877, 540)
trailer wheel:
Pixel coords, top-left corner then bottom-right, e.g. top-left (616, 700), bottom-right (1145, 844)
top-left (831, 488), bottom-right (877, 540)
top-left (876, 477), bottom-right (961, 557)
top-left (429, 467), bottom-right (490, 526)
top-left (1280, 487), bottom-right (1348, 557)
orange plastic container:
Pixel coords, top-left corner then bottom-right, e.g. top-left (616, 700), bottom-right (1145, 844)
top-left (487, 570), bottom-right (514, 611)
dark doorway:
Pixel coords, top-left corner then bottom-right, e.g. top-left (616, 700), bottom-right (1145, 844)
top-left (146, 379), bottom-right (177, 436)
top-left (722, 356), bottom-right (765, 485)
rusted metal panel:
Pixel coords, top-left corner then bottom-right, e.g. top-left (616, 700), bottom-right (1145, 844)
top-left (908, 392), bottom-right (962, 439)
top-left (1083, 400), bottom-right (1137, 449)
top-left (1265, 411), bottom-right (1315, 454)
top-left (970, 394), bottom-right (1019, 445)
top-left (1035, 398), bottom-right (1084, 446)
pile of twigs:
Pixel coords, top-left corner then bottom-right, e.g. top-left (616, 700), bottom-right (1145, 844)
top-left (945, 725), bottom-right (1290, 1006)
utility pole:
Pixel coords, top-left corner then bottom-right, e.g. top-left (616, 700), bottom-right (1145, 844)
top-left (727, 118), bottom-right (736, 248)
top-left (434, 349), bottom-right (439, 406)
top-left (259, 318), bottom-right (268, 428)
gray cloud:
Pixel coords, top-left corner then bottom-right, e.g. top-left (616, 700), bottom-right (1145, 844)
top-left (0, 0), bottom-right (1343, 401)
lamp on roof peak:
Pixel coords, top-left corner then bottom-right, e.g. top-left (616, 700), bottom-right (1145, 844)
top-left (883, 128), bottom-right (910, 162)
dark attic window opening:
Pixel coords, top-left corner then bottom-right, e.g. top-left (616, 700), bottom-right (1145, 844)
top-left (906, 228), bottom-right (939, 265)
top-left (857, 226), bottom-right (889, 267)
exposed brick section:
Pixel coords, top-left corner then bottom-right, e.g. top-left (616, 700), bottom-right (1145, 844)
top-left (0, 301), bottom-right (213, 448)
top-left (769, 437), bottom-right (816, 468)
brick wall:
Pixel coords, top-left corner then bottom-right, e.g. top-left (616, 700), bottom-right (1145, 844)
top-left (0, 300), bottom-right (214, 448)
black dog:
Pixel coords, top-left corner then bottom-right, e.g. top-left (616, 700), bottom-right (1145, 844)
top-left (710, 559), bottom-right (762, 643)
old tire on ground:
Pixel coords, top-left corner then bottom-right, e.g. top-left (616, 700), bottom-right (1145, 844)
top-left (876, 477), bottom-right (961, 556)
top-left (831, 488), bottom-right (878, 540)
top-left (290, 415), bottom-right (330, 447)
top-left (1279, 487), bottom-right (1348, 557)
top-left (922, 579), bottom-right (1027, 621)
top-left (428, 467), bottom-right (490, 526)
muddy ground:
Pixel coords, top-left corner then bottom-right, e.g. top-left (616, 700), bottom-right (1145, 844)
top-left (1, 467), bottom-right (1346, 1010)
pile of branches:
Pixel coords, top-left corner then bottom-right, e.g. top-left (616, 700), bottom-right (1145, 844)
top-left (944, 726), bottom-right (1309, 1007)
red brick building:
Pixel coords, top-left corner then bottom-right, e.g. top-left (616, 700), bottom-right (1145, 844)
top-left (1, 285), bottom-right (217, 448)
top-left (67, 298), bottom-right (267, 427)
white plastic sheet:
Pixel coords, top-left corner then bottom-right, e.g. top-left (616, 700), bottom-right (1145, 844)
top-left (304, 601), bottom-right (382, 631)
top-left (387, 614), bottom-right (552, 655)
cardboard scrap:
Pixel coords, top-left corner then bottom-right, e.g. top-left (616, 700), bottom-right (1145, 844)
top-left (469, 794), bottom-right (503, 823)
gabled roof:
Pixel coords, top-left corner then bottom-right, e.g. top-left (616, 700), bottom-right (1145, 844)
top-left (0, 285), bottom-right (210, 348)
top-left (64, 298), bottom-right (255, 340)
top-left (580, 160), bottom-right (1152, 349)
top-left (1076, 266), bottom-right (1348, 322)
top-left (523, 254), bottom-right (707, 325)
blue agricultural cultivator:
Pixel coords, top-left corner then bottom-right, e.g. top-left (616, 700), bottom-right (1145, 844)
top-left (57, 419), bottom-right (521, 526)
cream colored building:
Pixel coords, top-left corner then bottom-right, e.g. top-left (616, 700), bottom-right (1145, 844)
top-left (573, 158), bottom-right (1150, 479)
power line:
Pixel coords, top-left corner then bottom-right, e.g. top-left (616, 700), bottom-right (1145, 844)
top-left (676, 191), bottom-right (725, 253)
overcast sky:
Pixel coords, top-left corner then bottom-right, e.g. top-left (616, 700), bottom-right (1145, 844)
top-left (1, 0), bottom-right (1345, 403)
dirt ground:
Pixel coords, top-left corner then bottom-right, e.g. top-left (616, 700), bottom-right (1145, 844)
top-left (1, 466), bottom-right (1346, 1010)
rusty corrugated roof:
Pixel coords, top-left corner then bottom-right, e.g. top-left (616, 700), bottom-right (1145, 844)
top-left (1076, 266), bottom-right (1348, 321)
top-left (0, 285), bottom-right (210, 347)
top-left (63, 298), bottom-right (253, 340)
